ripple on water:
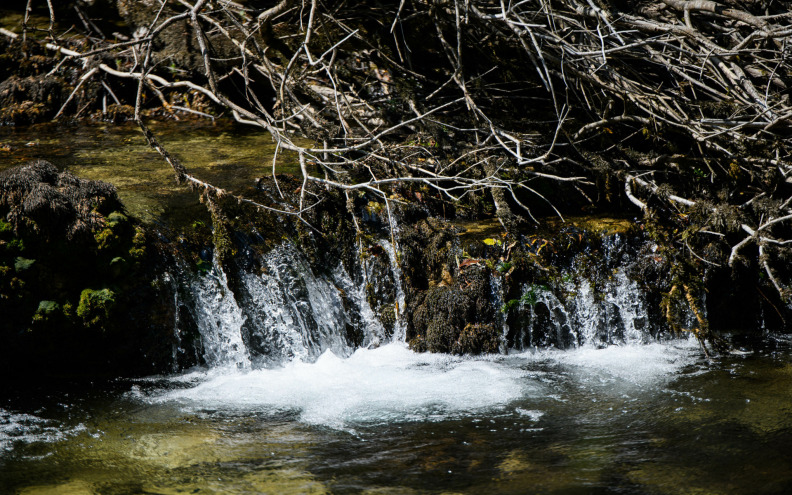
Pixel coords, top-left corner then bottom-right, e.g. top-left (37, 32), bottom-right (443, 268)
top-left (0, 408), bottom-right (86, 454)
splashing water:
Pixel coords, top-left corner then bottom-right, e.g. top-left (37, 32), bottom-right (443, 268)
top-left (187, 260), bottom-right (250, 369)
top-left (0, 409), bottom-right (87, 453)
top-left (380, 239), bottom-right (407, 341)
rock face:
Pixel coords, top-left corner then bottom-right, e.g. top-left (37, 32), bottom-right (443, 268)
top-left (1, 159), bottom-right (782, 383)
top-left (0, 161), bottom-right (183, 381)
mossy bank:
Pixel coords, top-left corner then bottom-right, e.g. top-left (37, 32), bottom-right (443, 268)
top-left (0, 160), bottom-right (180, 382)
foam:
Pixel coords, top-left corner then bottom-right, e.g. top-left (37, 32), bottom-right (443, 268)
top-left (514, 339), bottom-right (701, 387)
top-left (155, 343), bottom-right (536, 429)
top-left (0, 408), bottom-right (86, 453)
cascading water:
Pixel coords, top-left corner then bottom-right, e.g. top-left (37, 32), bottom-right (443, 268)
top-left (237, 243), bottom-right (355, 365)
top-left (380, 239), bottom-right (407, 341)
top-left (176, 231), bottom-right (681, 368)
top-left (185, 259), bottom-right (251, 369)
top-left (510, 235), bottom-right (679, 350)
top-left (176, 241), bottom-right (393, 368)
top-left (488, 273), bottom-right (510, 351)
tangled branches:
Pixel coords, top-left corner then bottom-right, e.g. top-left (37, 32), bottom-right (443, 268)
top-left (3, 0), bottom-right (792, 316)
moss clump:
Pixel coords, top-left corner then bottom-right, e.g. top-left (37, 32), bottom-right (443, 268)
top-left (32, 300), bottom-right (60, 323)
top-left (207, 201), bottom-right (236, 266)
top-left (14, 256), bottom-right (35, 272)
top-left (128, 226), bottom-right (146, 260)
top-left (408, 269), bottom-right (496, 354)
top-left (1, 237), bottom-right (24, 254)
top-left (76, 288), bottom-right (116, 328)
top-left (106, 211), bottom-right (129, 228)
top-left (453, 323), bottom-right (501, 354)
top-left (0, 219), bottom-right (12, 235)
top-left (94, 227), bottom-right (120, 251)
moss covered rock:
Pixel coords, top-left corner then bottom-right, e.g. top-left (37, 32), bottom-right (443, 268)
top-left (77, 288), bottom-right (116, 328)
top-left (0, 161), bottom-right (184, 381)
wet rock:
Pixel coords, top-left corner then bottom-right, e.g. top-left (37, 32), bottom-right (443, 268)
top-left (0, 160), bottom-right (122, 241)
top-left (0, 160), bottom-right (184, 381)
top-left (407, 267), bottom-right (497, 354)
top-left (0, 75), bottom-right (68, 124)
top-left (452, 323), bottom-right (501, 355)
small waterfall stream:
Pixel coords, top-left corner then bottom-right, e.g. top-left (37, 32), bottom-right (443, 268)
top-left (187, 259), bottom-right (251, 369)
top-left (173, 232), bottom-right (682, 369)
top-left (176, 241), bottom-right (397, 368)
top-left (505, 235), bottom-right (692, 350)
top-left (381, 239), bottom-right (407, 341)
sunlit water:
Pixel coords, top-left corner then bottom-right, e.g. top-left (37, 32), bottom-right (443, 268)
top-left (0, 121), bottom-right (304, 225)
top-left (3, 338), bottom-right (792, 494)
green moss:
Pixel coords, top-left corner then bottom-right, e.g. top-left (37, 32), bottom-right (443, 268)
top-left (7, 238), bottom-right (25, 253)
top-left (32, 300), bottom-right (60, 323)
top-left (76, 288), bottom-right (116, 328)
top-left (209, 206), bottom-right (236, 265)
top-left (106, 211), bottom-right (129, 228)
top-left (14, 257), bottom-right (35, 272)
top-left (62, 301), bottom-right (75, 319)
top-left (94, 227), bottom-right (120, 251)
top-left (0, 218), bottom-right (12, 237)
top-left (128, 227), bottom-right (146, 260)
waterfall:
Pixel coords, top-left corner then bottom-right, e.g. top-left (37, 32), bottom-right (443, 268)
top-left (187, 259), bottom-right (251, 369)
top-left (488, 273), bottom-right (509, 351)
top-left (174, 241), bottom-right (396, 369)
top-left (173, 228), bottom-right (681, 369)
top-left (509, 235), bottom-right (675, 350)
top-left (236, 243), bottom-right (354, 366)
top-left (380, 239), bottom-right (406, 342)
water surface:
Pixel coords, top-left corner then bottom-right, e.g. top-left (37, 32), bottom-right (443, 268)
top-left (3, 338), bottom-right (792, 494)
top-left (0, 121), bottom-right (302, 226)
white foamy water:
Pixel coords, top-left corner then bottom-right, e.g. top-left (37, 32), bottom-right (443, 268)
top-left (155, 343), bottom-right (534, 428)
top-left (515, 338), bottom-right (701, 388)
top-left (151, 340), bottom-right (700, 430)
top-left (0, 409), bottom-right (86, 453)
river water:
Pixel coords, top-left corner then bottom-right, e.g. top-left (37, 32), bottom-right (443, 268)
top-left (2, 337), bottom-right (792, 494)
top-left (0, 121), bottom-right (301, 226)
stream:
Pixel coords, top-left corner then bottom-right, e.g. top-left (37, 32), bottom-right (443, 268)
top-left (1, 122), bottom-right (791, 494)
top-left (3, 338), bottom-right (792, 494)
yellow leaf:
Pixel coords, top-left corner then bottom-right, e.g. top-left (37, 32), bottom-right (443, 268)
top-left (483, 238), bottom-right (497, 246)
